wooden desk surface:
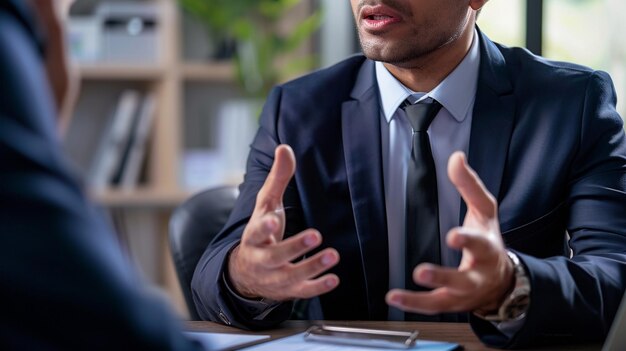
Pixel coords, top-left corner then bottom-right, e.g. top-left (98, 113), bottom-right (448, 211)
top-left (186, 320), bottom-right (600, 350)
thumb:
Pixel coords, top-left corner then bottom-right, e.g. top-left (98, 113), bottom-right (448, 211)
top-left (448, 152), bottom-right (497, 219)
top-left (244, 145), bottom-right (296, 246)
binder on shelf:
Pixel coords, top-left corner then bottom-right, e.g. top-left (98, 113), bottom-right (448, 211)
top-left (88, 89), bottom-right (141, 190)
top-left (118, 92), bottom-right (157, 190)
top-left (216, 99), bottom-right (260, 183)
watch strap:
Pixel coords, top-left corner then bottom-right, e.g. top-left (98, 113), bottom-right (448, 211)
top-left (474, 250), bottom-right (531, 323)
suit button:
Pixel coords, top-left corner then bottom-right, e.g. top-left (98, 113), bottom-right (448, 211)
top-left (218, 311), bottom-right (231, 325)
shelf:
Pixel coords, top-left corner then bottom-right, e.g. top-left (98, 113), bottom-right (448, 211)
top-left (91, 188), bottom-right (193, 209)
top-left (181, 62), bottom-right (234, 82)
top-left (79, 64), bottom-right (166, 81)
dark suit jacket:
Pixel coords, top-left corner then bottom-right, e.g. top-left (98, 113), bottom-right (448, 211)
top-left (192, 29), bottom-right (626, 348)
top-left (0, 1), bottom-right (202, 349)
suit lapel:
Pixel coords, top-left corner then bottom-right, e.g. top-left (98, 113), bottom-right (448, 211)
top-left (463, 30), bottom-right (516, 222)
top-left (341, 60), bottom-right (389, 320)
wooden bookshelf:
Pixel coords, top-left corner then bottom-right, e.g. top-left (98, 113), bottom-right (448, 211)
top-left (66, 0), bottom-right (317, 318)
top-left (66, 0), bottom-right (210, 317)
top-left (79, 64), bottom-right (165, 81)
top-left (68, 0), bottom-right (315, 208)
top-left (91, 189), bottom-right (192, 208)
top-left (181, 62), bottom-right (234, 82)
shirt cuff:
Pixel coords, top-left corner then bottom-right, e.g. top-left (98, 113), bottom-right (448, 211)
top-left (221, 269), bottom-right (282, 320)
top-left (494, 315), bottom-right (527, 337)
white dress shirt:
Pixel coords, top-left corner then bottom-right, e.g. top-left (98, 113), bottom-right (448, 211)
top-left (377, 30), bottom-right (480, 320)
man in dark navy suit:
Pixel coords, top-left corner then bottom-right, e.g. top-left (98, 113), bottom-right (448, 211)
top-left (192, 0), bottom-right (626, 348)
top-left (0, 1), bottom-right (205, 349)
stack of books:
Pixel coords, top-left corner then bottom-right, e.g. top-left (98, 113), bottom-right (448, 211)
top-left (88, 89), bottom-right (156, 191)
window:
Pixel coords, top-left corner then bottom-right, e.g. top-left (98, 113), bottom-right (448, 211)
top-left (544, 0), bottom-right (626, 118)
top-left (477, 0), bottom-right (526, 47)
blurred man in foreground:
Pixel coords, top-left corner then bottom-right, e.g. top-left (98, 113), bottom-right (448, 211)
top-left (0, 1), bottom-right (204, 349)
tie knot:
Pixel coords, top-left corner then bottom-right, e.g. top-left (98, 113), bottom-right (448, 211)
top-left (402, 99), bottom-right (442, 132)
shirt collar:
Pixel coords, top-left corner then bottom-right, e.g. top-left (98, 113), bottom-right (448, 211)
top-left (376, 29), bottom-right (481, 123)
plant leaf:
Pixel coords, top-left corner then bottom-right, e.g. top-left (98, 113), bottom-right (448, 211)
top-left (282, 9), bottom-right (322, 53)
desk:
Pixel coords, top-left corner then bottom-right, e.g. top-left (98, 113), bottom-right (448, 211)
top-left (186, 320), bottom-right (599, 350)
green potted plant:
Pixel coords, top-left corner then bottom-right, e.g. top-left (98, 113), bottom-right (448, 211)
top-left (180, 0), bottom-right (322, 99)
top-left (179, 0), bottom-right (322, 183)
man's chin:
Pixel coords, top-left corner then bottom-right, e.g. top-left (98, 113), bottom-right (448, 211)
top-left (360, 41), bottom-right (438, 68)
top-left (361, 47), bottom-right (410, 66)
top-left (360, 42), bottom-right (393, 61)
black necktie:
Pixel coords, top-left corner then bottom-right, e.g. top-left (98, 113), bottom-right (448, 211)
top-left (402, 99), bottom-right (442, 296)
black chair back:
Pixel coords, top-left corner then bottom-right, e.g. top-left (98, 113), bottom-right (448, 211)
top-left (169, 185), bottom-right (239, 320)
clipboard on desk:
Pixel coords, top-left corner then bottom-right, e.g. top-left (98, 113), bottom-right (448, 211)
top-left (304, 325), bottom-right (420, 349)
top-left (240, 324), bottom-right (462, 350)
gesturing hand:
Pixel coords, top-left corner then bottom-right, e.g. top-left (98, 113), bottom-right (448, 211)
top-left (227, 145), bottom-right (340, 301)
top-left (386, 151), bottom-right (515, 315)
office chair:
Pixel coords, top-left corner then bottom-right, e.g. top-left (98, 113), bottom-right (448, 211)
top-left (169, 185), bottom-right (239, 320)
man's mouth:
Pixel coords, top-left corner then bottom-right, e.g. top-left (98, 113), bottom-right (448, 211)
top-left (360, 5), bottom-right (402, 30)
top-left (368, 15), bottom-right (392, 20)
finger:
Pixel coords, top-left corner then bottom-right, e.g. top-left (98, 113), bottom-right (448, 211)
top-left (242, 213), bottom-right (281, 247)
top-left (446, 227), bottom-right (497, 260)
top-left (255, 145), bottom-right (296, 213)
top-left (290, 248), bottom-right (340, 279)
top-left (386, 288), bottom-right (464, 314)
top-left (447, 152), bottom-right (496, 218)
top-left (412, 264), bottom-right (477, 293)
top-left (260, 230), bottom-right (322, 268)
top-left (275, 248), bottom-right (339, 285)
top-left (286, 274), bottom-right (340, 299)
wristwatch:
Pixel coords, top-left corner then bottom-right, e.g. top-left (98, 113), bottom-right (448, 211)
top-left (475, 250), bottom-right (531, 323)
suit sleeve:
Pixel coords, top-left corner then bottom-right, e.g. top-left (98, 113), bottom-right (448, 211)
top-left (0, 7), bottom-right (202, 350)
top-left (191, 86), bottom-right (303, 329)
top-left (471, 71), bottom-right (626, 348)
